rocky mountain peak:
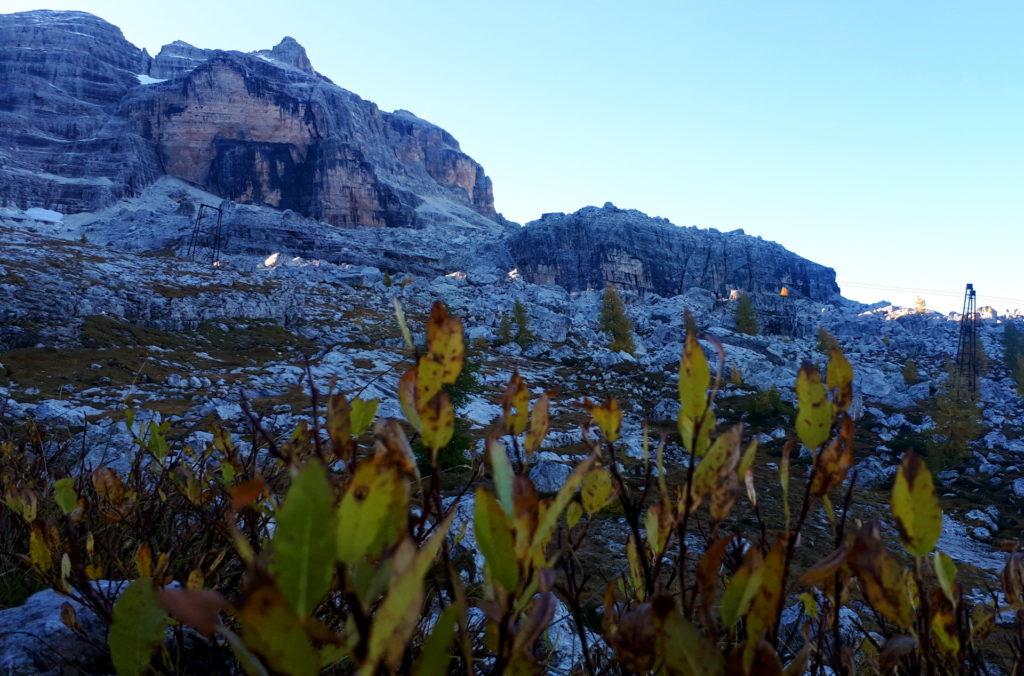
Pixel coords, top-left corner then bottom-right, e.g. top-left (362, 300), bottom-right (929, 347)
top-left (0, 9), bottom-right (498, 230)
top-left (262, 36), bottom-right (315, 74)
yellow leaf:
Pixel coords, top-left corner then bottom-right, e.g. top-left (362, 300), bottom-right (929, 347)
top-left (187, 569), bottom-right (205, 590)
top-left (678, 407), bottom-right (715, 457)
top-left (690, 424), bottom-right (743, 523)
top-left (811, 416), bottom-right (854, 497)
top-left (848, 527), bottom-right (915, 629)
top-left (931, 595), bottom-right (960, 654)
top-left (417, 302), bottom-right (464, 403)
top-left (795, 364), bottom-right (832, 449)
top-left (397, 369), bottom-right (422, 432)
top-left (586, 398), bottom-right (622, 443)
top-left (745, 539), bottom-right (786, 654)
top-left (524, 393), bottom-right (550, 456)
top-left (29, 523), bottom-right (52, 573)
top-left (581, 467), bottom-right (613, 515)
top-left (679, 326), bottom-right (710, 420)
top-left (92, 467), bottom-right (126, 504)
top-left (799, 592), bottom-right (819, 619)
top-left (644, 503), bottom-right (671, 555)
top-left (500, 371), bottom-right (530, 435)
top-left (826, 348), bottom-right (854, 411)
top-left (419, 392), bottom-right (455, 457)
top-left (626, 536), bottom-right (645, 600)
top-left (135, 543), bottom-right (153, 578)
top-left (891, 451), bottom-right (942, 557)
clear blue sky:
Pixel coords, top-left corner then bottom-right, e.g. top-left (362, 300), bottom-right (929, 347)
top-left (8, 1), bottom-right (1024, 311)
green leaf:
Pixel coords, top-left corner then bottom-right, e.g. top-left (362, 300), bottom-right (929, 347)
top-left (109, 579), bottom-right (169, 676)
top-left (531, 456), bottom-right (594, 561)
top-left (656, 597), bottom-right (725, 676)
top-left (337, 457), bottom-right (407, 565)
top-left (488, 438), bottom-right (515, 515)
top-left (146, 421), bottom-right (169, 460)
top-left (474, 488), bottom-right (520, 591)
top-left (721, 547), bottom-right (764, 627)
top-left (933, 551), bottom-right (958, 604)
top-left (218, 625), bottom-right (270, 676)
top-left (795, 364), bottom-right (832, 449)
top-left (53, 477), bottom-right (78, 514)
top-left (566, 501), bottom-right (583, 528)
top-left (237, 583), bottom-right (319, 676)
top-left (413, 605), bottom-right (459, 676)
top-left (891, 451), bottom-right (942, 557)
top-left (272, 462), bottom-right (337, 616)
top-left (362, 513), bottom-right (455, 674)
top-left (349, 398), bottom-right (379, 437)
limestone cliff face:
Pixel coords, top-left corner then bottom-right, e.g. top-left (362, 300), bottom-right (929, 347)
top-left (0, 11), bottom-right (161, 212)
top-left (508, 204), bottom-right (840, 302)
top-left (0, 11), bottom-right (497, 229)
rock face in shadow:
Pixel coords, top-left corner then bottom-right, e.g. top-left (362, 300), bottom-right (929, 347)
top-left (508, 204), bottom-right (840, 302)
top-left (0, 11), bottom-right (497, 230)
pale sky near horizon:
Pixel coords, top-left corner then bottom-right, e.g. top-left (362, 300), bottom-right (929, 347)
top-left (5, 1), bottom-right (1023, 312)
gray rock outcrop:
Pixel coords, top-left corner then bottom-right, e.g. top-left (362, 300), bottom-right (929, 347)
top-left (509, 204), bottom-right (840, 302)
top-left (0, 10), bottom-right (161, 212)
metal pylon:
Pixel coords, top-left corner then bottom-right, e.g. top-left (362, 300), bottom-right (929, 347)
top-left (954, 283), bottom-right (978, 396)
top-left (186, 203), bottom-right (225, 265)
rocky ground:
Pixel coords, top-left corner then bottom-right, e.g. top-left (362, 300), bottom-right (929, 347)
top-left (2, 201), bottom-right (1022, 670)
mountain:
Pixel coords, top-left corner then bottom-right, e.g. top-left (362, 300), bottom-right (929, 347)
top-left (1, 11), bottom-right (1023, 674)
top-left (0, 9), bottom-right (842, 302)
top-left (0, 9), bottom-right (496, 229)
top-left (510, 203), bottom-right (839, 302)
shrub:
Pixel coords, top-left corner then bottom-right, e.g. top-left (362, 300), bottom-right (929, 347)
top-left (734, 292), bottom-right (759, 335)
top-left (1, 304), bottom-right (1020, 675)
top-left (512, 298), bottom-right (535, 348)
top-left (599, 283), bottom-right (635, 354)
top-left (817, 325), bottom-right (840, 354)
top-left (382, 271), bottom-right (392, 288)
top-left (496, 313), bottom-right (513, 345)
top-left (926, 365), bottom-right (983, 469)
top-left (903, 358), bottom-right (919, 385)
